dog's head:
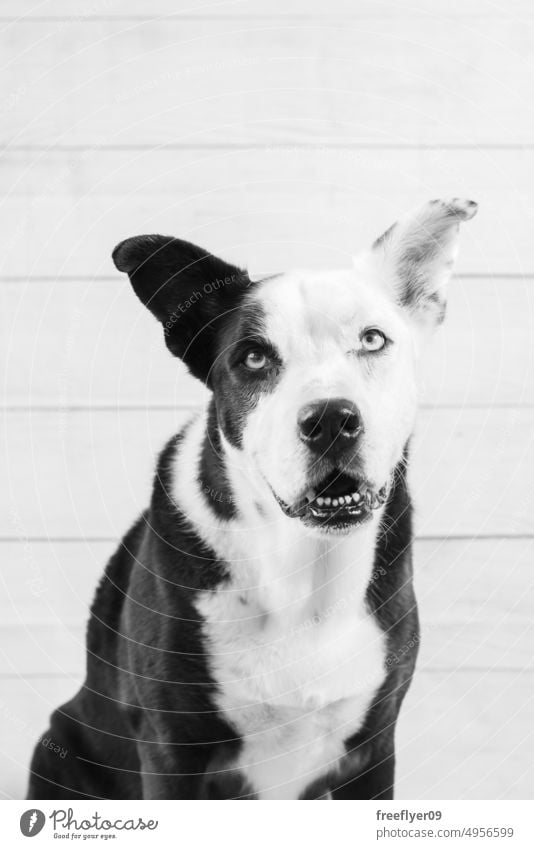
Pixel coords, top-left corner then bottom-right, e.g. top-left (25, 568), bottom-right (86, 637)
top-left (113, 198), bottom-right (477, 535)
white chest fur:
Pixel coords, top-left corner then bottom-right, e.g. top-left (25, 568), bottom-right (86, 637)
top-left (195, 529), bottom-right (386, 800)
top-left (173, 412), bottom-right (387, 799)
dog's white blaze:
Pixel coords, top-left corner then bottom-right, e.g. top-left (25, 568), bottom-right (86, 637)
top-left (242, 268), bottom-right (419, 509)
top-left (173, 409), bottom-right (387, 799)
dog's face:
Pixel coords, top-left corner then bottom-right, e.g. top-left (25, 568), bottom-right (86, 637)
top-left (113, 197), bottom-right (477, 534)
top-left (211, 268), bottom-right (418, 531)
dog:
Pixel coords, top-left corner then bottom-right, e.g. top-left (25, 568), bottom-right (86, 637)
top-left (28, 197), bottom-right (477, 800)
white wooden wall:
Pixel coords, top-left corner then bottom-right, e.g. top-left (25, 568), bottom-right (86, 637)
top-left (1, 0), bottom-right (533, 800)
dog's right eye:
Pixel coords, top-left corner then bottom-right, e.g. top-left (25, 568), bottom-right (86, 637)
top-left (243, 349), bottom-right (268, 370)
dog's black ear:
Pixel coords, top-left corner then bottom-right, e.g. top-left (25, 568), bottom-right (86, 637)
top-left (369, 197), bottom-right (478, 326)
top-left (112, 235), bottom-right (249, 383)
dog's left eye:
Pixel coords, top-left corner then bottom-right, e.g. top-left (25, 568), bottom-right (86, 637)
top-left (243, 349), bottom-right (268, 370)
top-left (361, 328), bottom-right (387, 352)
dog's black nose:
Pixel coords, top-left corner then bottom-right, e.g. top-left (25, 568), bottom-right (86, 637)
top-left (297, 398), bottom-right (362, 457)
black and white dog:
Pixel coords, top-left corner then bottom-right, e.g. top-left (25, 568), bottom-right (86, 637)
top-left (28, 197), bottom-right (476, 800)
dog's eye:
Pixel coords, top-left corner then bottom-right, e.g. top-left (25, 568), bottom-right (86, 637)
top-left (243, 349), bottom-right (268, 370)
top-left (361, 328), bottom-right (387, 352)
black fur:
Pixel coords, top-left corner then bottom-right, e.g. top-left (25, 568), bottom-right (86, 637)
top-left (112, 235), bottom-right (251, 384)
top-left (210, 299), bottom-right (283, 448)
top-left (198, 401), bottom-right (237, 521)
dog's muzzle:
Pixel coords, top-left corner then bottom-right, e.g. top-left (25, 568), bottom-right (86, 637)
top-left (272, 469), bottom-right (389, 532)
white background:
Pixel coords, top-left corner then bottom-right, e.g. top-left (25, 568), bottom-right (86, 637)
top-left (1, 0), bottom-right (533, 800)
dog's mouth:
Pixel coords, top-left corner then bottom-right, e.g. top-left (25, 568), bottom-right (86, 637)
top-left (273, 470), bottom-right (388, 531)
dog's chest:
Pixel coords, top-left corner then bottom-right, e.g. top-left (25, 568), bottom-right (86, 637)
top-left (196, 555), bottom-right (386, 799)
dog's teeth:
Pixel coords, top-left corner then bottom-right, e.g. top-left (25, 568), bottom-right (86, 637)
top-left (351, 492), bottom-right (360, 502)
top-left (305, 488), bottom-right (316, 502)
top-left (316, 497), bottom-right (324, 506)
top-left (332, 499), bottom-right (338, 507)
top-left (323, 497), bottom-right (331, 505)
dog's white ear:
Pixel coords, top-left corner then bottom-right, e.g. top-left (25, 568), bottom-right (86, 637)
top-left (366, 198), bottom-right (478, 325)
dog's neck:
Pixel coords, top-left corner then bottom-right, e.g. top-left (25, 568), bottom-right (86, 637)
top-left (173, 403), bottom-right (383, 620)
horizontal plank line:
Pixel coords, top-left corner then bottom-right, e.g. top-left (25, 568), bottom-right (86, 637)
top-left (0, 273), bottom-right (532, 283)
top-left (1, 403), bottom-right (533, 413)
top-left (0, 402), bottom-right (534, 415)
top-left (0, 667), bottom-right (531, 682)
top-left (414, 667), bottom-right (534, 674)
top-left (0, 276), bottom-right (120, 282)
top-left (0, 537), bottom-right (119, 544)
top-left (0, 14), bottom-right (521, 23)
top-left (1, 534), bottom-right (532, 544)
top-left (5, 143), bottom-right (534, 152)
top-left (0, 404), bottom-right (197, 412)
top-left (0, 673), bottom-right (80, 681)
